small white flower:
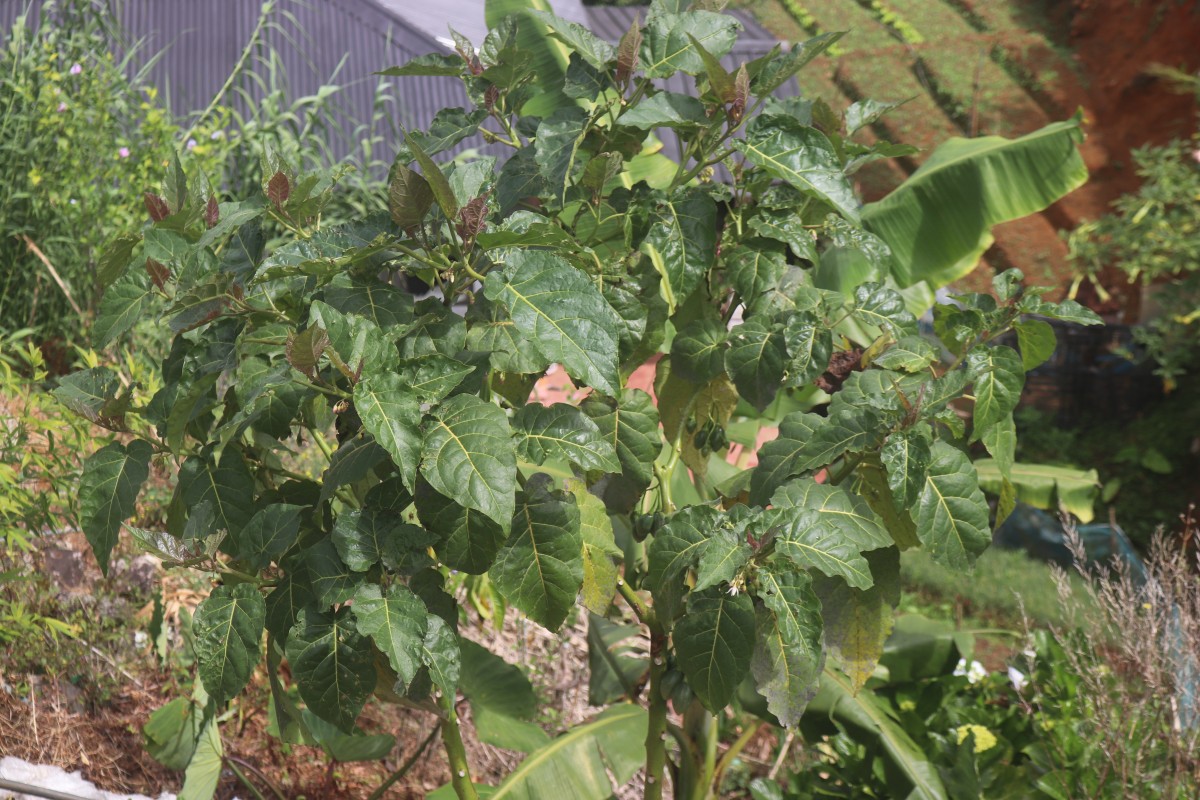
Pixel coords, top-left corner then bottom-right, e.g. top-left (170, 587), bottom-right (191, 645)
top-left (1007, 666), bottom-right (1028, 691)
top-left (954, 658), bottom-right (987, 684)
top-left (134, 631), bottom-right (149, 648)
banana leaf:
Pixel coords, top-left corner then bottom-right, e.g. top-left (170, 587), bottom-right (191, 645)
top-left (974, 459), bottom-right (1098, 523)
top-left (485, 0), bottom-right (572, 116)
top-left (803, 668), bottom-right (948, 800)
top-left (863, 118), bottom-right (1087, 292)
top-left (489, 704), bottom-right (648, 799)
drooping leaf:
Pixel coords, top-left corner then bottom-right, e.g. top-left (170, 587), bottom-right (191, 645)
top-left (910, 442), bottom-right (991, 570)
top-left (674, 588), bottom-right (755, 712)
top-left (641, 188), bottom-right (718, 314)
top-left (811, 547), bottom-right (900, 692)
top-left (724, 318), bottom-right (787, 411)
top-left (237, 503), bottom-right (304, 570)
top-left (535, 106), bottom-right (589, 202)
top-left (53, 367), bottom-right (126, 427)
top-left (489, 473), bottom-right (583, 630)
top-left (805, 667), bottom-right (948, 799)
top-left (304, 711), bottom-right (396, 762)
top-left (351, 584), bottom-right (428, 688)
top-left (513, 403), bottom-right (621, 473)
top-left (94, 272), bottom-right (153, 349)
top-left (862, 119), bottom-right (1088, 290)
top-left (180, 450), bottom-right (256, 540)
top-left (580, 389), bottom-right (662, 507)
top-left (967, 345), bottom-right (1025, 441)
top-left (974, 459), bottom-right (1099, 523)
top-left (725, 243), bottom-right (787, 301)
top-left (416, 479), bottom-right (509, 574)
top-left (750, 32), bottom-right (843, 97)
top-left (421, 614), bottom-right (461, 695)
top-left (587, 614), bottom-right (645, 706)
top-left (421, 394), bottom-right (516, 530)
top-left (571, 482), bottom-right (622, 614)
top-left (872, 336), bottom-right (938, 372)
top-left (460, 640), bottom-right (549, 753)
top-left (981, 413), bottom-right (1016, 480)
top-left (179, 714), bottom-right (223, 800)
top-left (751, 566), bottom-right (823, 727)
top-left (484, 250), bottom-right (621, 395)
top-left (286, 607), bottom-right (377, 732)
top-left (782, 312), bottom-right (831, 387)
top-left (79, 440), bottom-right (153, 574)
top-left (194, 584), bottom-right (265, 705)
top-left (734, 115), bottom-right (860, 223)
top-left (692, 528), bottom-right (751, 592)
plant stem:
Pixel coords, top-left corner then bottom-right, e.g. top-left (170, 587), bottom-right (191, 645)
top-left (644, 628), bottom-right (669, 800)
top-left (439, 692), bottom-right (479, 800)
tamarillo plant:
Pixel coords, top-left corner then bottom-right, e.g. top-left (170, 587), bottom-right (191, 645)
top-left (59, 1), bottom-right (1099, 797)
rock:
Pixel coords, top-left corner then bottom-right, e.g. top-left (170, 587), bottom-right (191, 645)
top-left (124, 555), bottom-right (161, 595)
top-left (42, 548), bottom-right (86, 590)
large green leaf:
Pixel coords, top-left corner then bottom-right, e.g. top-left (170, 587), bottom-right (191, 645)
top-left (79, 440), bottom-right (152, 574)
top-left (237, 503), bottom-right (303, 571)
top-left (587, 614), bottom-right (645, 706)
top-left (286, 607), bottom-right (376, 732)
top-left (734, 116), bottom-right (860, 223)
top-left (750, 409), bottom-right (882, 505)
top-left (862, 119), bottom-right (1087, 290)
top-left (693, 528), bottom-right (751, 592)
top-left (94, 272), bottom-right (153, 349)
top-left (641, 10), bottom-right (739, 78)
top-left (966, 345), bottom-right (1024, 442)
top-left (304, 537), bottom-right (363, 608)
top-left (641, 188), bottom-right (718, 314)
top-left (489, 704), bottom-right (648, 799)
top-left (811, 548), bottom-right (900, 692)
top-left (354, 372), bottom-right (423, 490)
top-left (767, 479), bottom-right (892, 589)
top-left (484, 250), bottom-right (621, 395)
top-left (421, 394), bottom-right (516, 530)
top-left (513, 402), bottom-right (620, 473)
top-left (179, 714), bottom-right (223, 800)
top-left (535, 107), bottom-right (589, 202)
top-left (910, 442), bottom-right (991, 571)
top-left (351, 584), bottom-right (428, 688)
top-left (319, 436), bottom-right (387, 504)
top-left (193, 584), bottom-right (265, 705)
top-left (460, 640), bottom-right (550, 753)
top-left (725, 318), bottom-right (787, 412)
top-left (619, 91), bottom-right (709, 130)
top-left (674, 588), bottom-right (755, 712)
top-left (180, 450), bottom-right (256, 540)
top-left (580, 389), bottom-right (662, 511)
top-left (528, 10), bottom-right (615, 70)
top-left (489, 474), bottom-right (583, 630)
top-left (54, 367), bottom-right (125, 426)
top-left (751, 567), bottom-right (824, 728)
top-left (804, 668), bottom-right (948, 800)
top-left (881, 426), bottom-right (932, 512)
top-left (416, 480), bottom-right (509, 574)
top-left (646, 504), bottom-right (720, 624)
top-left (671, 318), bottom-right (728, 385)
top-left (974, 459), bottom-right (1099, 523)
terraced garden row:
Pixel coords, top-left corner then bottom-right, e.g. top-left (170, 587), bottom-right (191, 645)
top-left (739, 0), bottom-right (1086, 293)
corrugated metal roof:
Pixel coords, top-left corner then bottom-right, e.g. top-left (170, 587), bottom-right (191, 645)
top-left (2, 1), bottom-right (792, 174)
top-left (376, 0), bottom-right (591, 53)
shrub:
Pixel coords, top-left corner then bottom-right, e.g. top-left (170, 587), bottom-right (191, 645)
top-left (0, 1), bottom-right (227, 342)
top-left (59, 4), bottom-right (1095, 798)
